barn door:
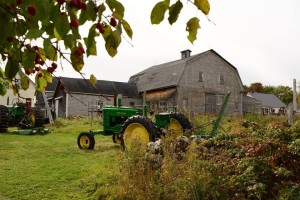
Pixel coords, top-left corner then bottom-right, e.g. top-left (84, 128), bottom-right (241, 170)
top-left (205, 93), bottom-right (216, 114)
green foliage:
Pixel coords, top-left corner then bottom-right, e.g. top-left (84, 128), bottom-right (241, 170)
top-left (0, 0), bottom-right (210, 96)
top-left (116, 115), bottom-right (300, 199)
top-left (246, 82), bottom-right (264, 93)
top-left (150, 0), bottom-right (209, 43)
top-left (288, 139), bottom-right (300, 155)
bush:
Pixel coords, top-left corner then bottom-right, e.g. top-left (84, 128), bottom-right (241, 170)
top-left (113, 115), bottom-right (300, 200)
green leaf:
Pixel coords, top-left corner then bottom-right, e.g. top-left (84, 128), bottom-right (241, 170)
top-left (63, 34), bottom-right (76, 50)
top-left (79, 1), bottom-right (97, 25)
top-left (5, 58), bottom-right (19, 80)
top-left (168, 1), bottom-right (183, 25)
top-left (26, 28), bottom-right (44, 39)
top-left (0, 68), bottom-right (5, 79)
top-left (0, 82), bottom-right (7, 96)
top-left (21, 48), bottom-right (35, 70)
top-left (194, 0), bottom-right (210, 15)
top-left (42, 69), bottom-right (52, 83)
top-left (84, 25), bottom-right (97, 57)
top-left (102, 25), bottom-right (112, 40)
top-left (43, 39), bottom-right (57, 61)
top-left (151, 1), bottom-right (169, 24)
top-left (90, 74), bottom-right (97, 86)
top-left (106, 0), bottom-right (124, 20)
top-left (105, 30), bottom-right (121, 57)
top-left (70, 50), bottom-right (84, 72)
top-left (121, 19), bottom-right (133, 39)
top-left (53, 11), bottom-right (70, 40)
top-left (0, 12), bottom-right (15, 43)
top-left (71, 26), bottom-right (81, 40)
top-left (186, 17), bottom-right (200, 44)
top-left (21, 75), bottom-right (29, 90)
top-left (97, 3), bottom-right (106, 21)
top-left (44, 22), bottom-right (54, 36)
top-left (35, 75), bottom-right (47, 92)
top-left (35, 0), bottom-right (51, 21)
top-left (38, 48), bottom-right (47, 61)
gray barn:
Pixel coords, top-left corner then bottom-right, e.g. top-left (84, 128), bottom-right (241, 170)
top-left (129, 49), bottom-right (245, 115)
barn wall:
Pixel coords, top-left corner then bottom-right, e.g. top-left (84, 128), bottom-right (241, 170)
top-left (62, 93), bottom-right (142, 118)
top-left (242, 95), bottom-right (262, 114)
top-left (177, 52), bottom-right (243, 115)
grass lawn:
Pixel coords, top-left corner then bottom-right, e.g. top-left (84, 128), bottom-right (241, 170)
top-left (0, 118), bottom-right (121, 200)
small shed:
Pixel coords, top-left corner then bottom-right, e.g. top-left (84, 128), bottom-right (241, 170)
top-left (247, 92), bottom-right (287, 115)
top-left (51, 77), bottom-right (142, 118)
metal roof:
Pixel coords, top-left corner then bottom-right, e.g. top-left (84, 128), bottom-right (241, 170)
top-left (247, 92), bottom-right (287, 108)
top-left (45, 77), bottom-right (59, 91)
top-left (129, 49), bottom-right (244, 92)
top-left (57, 77), bottom-right (140, 98)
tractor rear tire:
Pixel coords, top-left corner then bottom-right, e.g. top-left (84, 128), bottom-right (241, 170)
top-left (77, 132), bottom-right (95, 149)
top-left (167, 112), bottom-right (192, 135)
top-left (27, 108), bottom-right (44, 128)
top-left (120, 116), bottom-right (158, 151)
top-left (0, 105), bottom-right (9, 133)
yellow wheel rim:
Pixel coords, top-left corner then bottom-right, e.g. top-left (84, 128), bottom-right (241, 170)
top-left (28, 112), bottom-right (35, 125)
top-left (123, 123), bottom-right (149, 150)
top-left (80, 135), bottom-right (90, 149)
top-left (167, 118), bottom-right (183, 135)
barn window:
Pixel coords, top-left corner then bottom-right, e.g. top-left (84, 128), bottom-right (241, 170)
top-left (199, 72), bottom-right (204, 82)
top-left (130, 102), bottom-right (134, 106)
top-left (219, 74), bottom-right (224, 85)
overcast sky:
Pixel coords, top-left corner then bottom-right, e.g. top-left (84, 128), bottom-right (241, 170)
top-left (55, 0), bottom-right (300, 87)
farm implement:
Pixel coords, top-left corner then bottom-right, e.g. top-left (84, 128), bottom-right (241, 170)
top-left (0, 101), bottom-right (49, 135)
top-left (77, 91), bottom-right (231, 150)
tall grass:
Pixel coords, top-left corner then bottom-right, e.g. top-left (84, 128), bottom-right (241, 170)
top-left (115, 114), bottom-right (300, 200)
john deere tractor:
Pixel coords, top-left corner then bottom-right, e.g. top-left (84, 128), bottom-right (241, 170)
top-left (77, 103), bottom-right (192, 150)
top-left (0, 101), bottom-right (44, 133)
top-left (78, 91), bottom-right (232, 150)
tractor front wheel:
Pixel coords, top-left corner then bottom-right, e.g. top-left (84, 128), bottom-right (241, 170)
top-left (27, 108), bottom-right (44, 128)
top-left (77, 132), bottom-right (95, 149)
top-left (0, 105), bottom-right (9, 133)
top-left (120, 116), bottom-right (158, 151)
top-left (167, 113), bottom-right (192, 135)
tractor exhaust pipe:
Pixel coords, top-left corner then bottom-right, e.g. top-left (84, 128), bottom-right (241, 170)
top-left (117, 94), bottom-right (122, 107)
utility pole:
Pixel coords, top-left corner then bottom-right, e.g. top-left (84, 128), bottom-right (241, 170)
top-left (293, 79), bottom-right (297, 112)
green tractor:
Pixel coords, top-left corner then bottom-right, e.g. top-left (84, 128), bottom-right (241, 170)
top-left (0, 101), bottom-right (44, 134)
top-left (77, 91), bottom-right (231, 150)
top-left (77, 104), bottom-right (192, 150)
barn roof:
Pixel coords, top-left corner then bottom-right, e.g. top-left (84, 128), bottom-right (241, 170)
top-left (128, 49), bottom-right (244, 92)
top-left (58, 77), bottom-right (140, 98)
top-left (247, 92), bottom-right (287, 108)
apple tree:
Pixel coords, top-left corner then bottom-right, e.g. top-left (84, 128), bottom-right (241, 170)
top-left (0, 0), bottom-right (210, 96)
